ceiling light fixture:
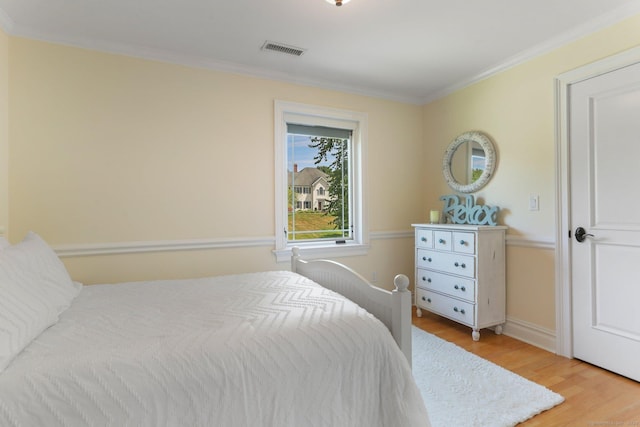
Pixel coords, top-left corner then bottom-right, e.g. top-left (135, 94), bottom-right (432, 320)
top-left (326, 0), bottom-right (351, 6)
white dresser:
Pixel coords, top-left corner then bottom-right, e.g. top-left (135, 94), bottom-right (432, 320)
top-left (412, 224), bottom-right (507, 340)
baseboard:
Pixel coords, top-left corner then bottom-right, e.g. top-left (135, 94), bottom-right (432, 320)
top-left (502, 316), bottom-right (557, 353)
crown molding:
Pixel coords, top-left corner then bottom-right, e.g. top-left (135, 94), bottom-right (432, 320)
top-left (0, 15), bottom-right (424, 105)
top-left (2, 4), bottom-right (638, 106)
top-left (0, 7), bottom-right (14, 34)
top-left (421, 0), bottom-right (640, 104)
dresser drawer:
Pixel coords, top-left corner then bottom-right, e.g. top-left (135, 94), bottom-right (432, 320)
top-left (416, 268), bottom-right (476, 302)
top-left (434, 231), bottom-right (452, 251)
top-left (413, 224), bottom-right (507, 341)
top-left (416, 249), bottom-right (476, 278)
top-left (416, 289), bottom-right (475, 327)
top-left (415, 229), bottom-right (433, 249)
top-left (453, 231), bottom-right (475, 254)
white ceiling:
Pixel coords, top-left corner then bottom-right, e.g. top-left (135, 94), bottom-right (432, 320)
top-left (1, 0), bottom-right (640, 104)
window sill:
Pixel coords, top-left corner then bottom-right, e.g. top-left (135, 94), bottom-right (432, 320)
top-left (273, 242), bottom-right (370, 263)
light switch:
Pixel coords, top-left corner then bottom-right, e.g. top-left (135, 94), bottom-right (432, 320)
top-left (529, 195), bottom-right (539, 211)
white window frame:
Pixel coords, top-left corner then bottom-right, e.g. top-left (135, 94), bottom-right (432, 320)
top-left (274, 100), bottom-right (369, 262)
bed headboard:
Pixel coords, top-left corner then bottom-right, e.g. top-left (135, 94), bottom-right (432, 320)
top-left (291, 248), bottom-right (412, 366)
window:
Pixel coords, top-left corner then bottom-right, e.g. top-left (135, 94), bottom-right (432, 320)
top-left (471, 146), bottom-right (485, 183)
top-left (274, 101), bottom-right (368, 261)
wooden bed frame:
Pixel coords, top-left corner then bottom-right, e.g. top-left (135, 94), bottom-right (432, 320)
top-left (291, 247), bottom-right (413, 366)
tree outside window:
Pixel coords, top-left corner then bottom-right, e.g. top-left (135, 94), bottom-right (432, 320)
top-left (287, 129), bottom-right (351, 242)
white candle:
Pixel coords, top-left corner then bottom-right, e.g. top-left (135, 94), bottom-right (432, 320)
top-left (430, 210), bottom-right (440, 224)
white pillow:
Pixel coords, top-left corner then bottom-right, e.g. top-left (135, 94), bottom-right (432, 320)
top-left (3, 232), bottom-right (81, 314)
top-left (0, 269), bottom-right (59, 372)
top-left (0, 232), bottom-right (82, 372)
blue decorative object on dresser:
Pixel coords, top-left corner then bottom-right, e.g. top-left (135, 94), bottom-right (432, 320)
top-left (440, 194), bottom-right (500, 226)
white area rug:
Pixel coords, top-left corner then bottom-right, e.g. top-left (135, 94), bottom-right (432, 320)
top-left (412, 326), bottom-right (564, 427)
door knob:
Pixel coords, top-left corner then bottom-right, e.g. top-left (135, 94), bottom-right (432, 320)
top-left (575, 227), bottom-right (594, 243)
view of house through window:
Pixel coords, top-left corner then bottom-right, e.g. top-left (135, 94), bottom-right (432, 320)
top-left (287, 124), bottom-right (352, 242)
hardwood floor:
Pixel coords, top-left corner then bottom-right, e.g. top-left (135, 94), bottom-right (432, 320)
top-left (413, 309), bottom-right (640, 426)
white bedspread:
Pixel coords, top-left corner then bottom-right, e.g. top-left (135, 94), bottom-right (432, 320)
top-left (0, 271), bottom-right (429, 427)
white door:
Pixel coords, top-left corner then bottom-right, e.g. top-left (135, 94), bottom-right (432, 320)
top-left (569, 60), bottom-right (640, 381)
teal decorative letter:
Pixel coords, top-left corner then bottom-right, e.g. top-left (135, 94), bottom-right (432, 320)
top-left (440, 194), bottom-right (499, 226)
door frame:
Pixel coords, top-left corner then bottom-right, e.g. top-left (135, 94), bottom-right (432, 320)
top-left (554, 45), bottom-right (640, 358)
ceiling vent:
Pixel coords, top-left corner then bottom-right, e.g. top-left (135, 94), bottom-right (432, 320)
top-left (261, 41), bottom-right (306, 57)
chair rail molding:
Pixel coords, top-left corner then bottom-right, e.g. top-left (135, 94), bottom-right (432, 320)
top-left (54, 236), bottom-right (275, 257)
top-left (53, 230), bottom-right (553, 257)
top-left (505, 234), bottom-right (555, 250)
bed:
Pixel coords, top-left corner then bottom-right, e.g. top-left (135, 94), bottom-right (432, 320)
top-left (0, 233), bottom-right (430, 427)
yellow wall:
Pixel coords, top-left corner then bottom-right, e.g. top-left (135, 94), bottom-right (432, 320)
top-left (422, 14), bottom-right (640, 331)
top-left (0, 27), bottom-right (8, 232)
top-left (3, 13), bottom-right (640, 340)
top-left (7, 37), bottom-right (424, 286)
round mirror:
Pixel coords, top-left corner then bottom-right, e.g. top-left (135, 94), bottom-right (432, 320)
top-left (442, 131), bottom-right (496, 193)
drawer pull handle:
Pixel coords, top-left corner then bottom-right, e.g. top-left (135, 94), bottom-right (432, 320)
top-left (422, 276), bottom-right (431, 283)
top-left (423, 257), bottom-right (432, 262)
top-left (453, 307), bottom-right (466, 315)
top-left (422, 296), bottom-right (431, 303)
top-left (461, 286), bottom-right (466, 292)
top-left (454, 285), bottom-right (467, 292)
top-left (459, 240), bottom-right (467, 245)
top-left (439, 239), bottom-right (445, 244)
top-left (454, 262), bottom-right (466, 268)
top-left (421, 237), bottom-right (427, 242)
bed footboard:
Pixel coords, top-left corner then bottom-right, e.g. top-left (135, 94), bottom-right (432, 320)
top-left (291, 248), bottom-right (412, 366)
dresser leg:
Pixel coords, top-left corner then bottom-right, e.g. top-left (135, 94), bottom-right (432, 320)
top-left (494, 324), bottom-right (503, 335)
top-left (416, 307), bottom-right (423, 317)
top-left (472, 329), bottom-right (480, 341)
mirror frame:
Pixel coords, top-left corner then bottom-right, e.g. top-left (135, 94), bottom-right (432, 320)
top-left (442, 131), bottom-right (496, 193)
